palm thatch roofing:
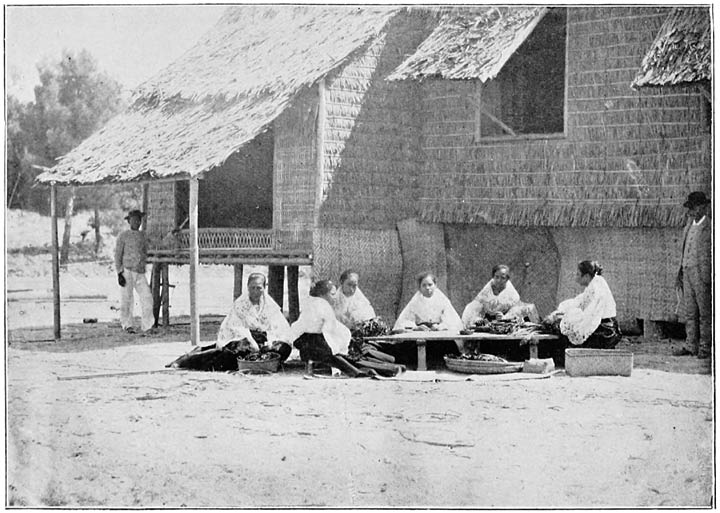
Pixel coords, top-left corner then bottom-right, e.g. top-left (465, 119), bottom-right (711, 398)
top-left (387, 6), bottom-right (547, 81)
top-left (632, 7), bottom-right (711, 88)
top-left (36, 5), bottom-right (400, 185)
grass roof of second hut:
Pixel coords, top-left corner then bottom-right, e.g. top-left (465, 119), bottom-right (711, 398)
top-left (632, 7), bottom-right (711, 88)
top-left (387, 6), bottom-right (547, 81)
top-left (36, 5), bottom-right (399, 185)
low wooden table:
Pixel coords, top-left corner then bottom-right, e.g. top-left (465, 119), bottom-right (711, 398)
top-left (365, 331), bottom-right (559, 371)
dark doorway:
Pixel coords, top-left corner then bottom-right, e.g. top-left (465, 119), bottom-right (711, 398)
top-left (176, 129), bottom-right (274, 229)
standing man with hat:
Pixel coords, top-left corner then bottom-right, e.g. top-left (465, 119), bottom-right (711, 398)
top-left (115, 209), bottom-right (154, 334)
top-left (674, 191), bottom-right (712, 359)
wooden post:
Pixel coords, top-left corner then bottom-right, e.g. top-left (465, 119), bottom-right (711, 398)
top-left (268, 265), bottom-right (285, 311)
top-left (313, 78), bottom-right (326, 229)
top-left (50, 184), bottom-right (61, 340)
top-left (233, 264), bottom-right (244, 300)
top-left (189, 177), bottom-right (200, 346)
top-left (141, 183), bottom-right (149, 231)
top-left (93, 206), bottom-right (101, 255)
top-left (474, 80), bottom-right (482, 141)
top-left (416, 340), bottom-right (427, 371)
top-left (161, 264), bottom-right (170, 327)
top-left (288, 265), bottom-right (300, 323)
top-left (151, 263), bottom-right (161, 327)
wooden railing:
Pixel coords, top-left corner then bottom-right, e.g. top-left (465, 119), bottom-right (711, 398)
top-left (173, 228), bottom-right (275, 250)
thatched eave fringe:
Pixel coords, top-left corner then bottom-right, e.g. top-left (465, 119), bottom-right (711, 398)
top-left (632, 7), bottom-right (711, 88)
top-left (419, 200), bottom-right (690, 228)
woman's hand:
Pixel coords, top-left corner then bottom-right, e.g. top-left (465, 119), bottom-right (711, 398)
top-left (430, 323), bottom-right (440, 331)
top-left (414, 324), bottom-right (431, 332)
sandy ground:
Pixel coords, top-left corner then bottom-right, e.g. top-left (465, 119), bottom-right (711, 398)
top-left (6, 318), bottom-right (715, 508)
top-left (4, 211), bottom-right (716, 508)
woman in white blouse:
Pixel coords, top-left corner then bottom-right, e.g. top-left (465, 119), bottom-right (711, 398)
top-left (546, 260), bottom-right (622, 349)
top-left (334, 269), bottom-right (377, 330)
top-left (393, 272), bottom-right (463, 333)
top-left (461, 264), bottom-right (540, 327)
top-left (288, 280), bottom-right (352, 363)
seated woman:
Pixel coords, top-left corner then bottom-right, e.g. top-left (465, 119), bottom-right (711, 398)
top-left (461, 264), bottom-right (539, 327)
top-left (334, 269), bottom-right (377, 330)
top-left (545, 260), bottom-right (622, 358)
top-left (288, 280), bottom-right (366, 376)
top-left (216, 272), bottom-right (292, 362)
top-left (462, 265), bottom-right (540, 328)
top-left (393, 272), bottom-right (463, 334)
top-left (168, 272), bottom-right (291, 371)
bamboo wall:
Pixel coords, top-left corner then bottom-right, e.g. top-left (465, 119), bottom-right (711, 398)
top-left (308, 10), bottom-right (435, 322)
top-left (273, 86), bottom-right (318, 252)
top-left (313, 227), bottom-right (403, 321)
top-left (318, 11), bottom-right (434, 229)
top-left (418, 6), bottom-right (710, 228)
top-left (145, 182), bottom-right (177, 250)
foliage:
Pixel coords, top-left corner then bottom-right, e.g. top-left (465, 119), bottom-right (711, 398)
top-left (6, 49), bottom-right (127, 213)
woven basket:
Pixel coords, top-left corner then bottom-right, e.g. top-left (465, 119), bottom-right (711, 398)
top-left (565, 348), bottom-right (633, 377)
top-left (444, 356), bottom-right (523, 375)
top-left (237, 352), bottom-right (281, 373)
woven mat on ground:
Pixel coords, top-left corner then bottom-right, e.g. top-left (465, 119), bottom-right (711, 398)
top-left (303, 370), bottom-right (560, 382)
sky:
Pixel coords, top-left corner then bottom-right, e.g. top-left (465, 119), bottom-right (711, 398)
top-left (5, 4), bottom-right (228, 102)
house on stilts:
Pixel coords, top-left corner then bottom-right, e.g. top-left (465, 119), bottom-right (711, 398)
top-left (37, 5), bottom-right (711, 342)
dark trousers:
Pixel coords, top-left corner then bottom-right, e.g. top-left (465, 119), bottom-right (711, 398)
top-left (683, 268), bottom-right (712, 356)
top-left (293, 333), bottom-right (334, 363)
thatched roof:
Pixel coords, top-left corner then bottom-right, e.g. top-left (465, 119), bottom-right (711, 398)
top-left (36, 5), bottom-right (399, 185)
top-left (387, 6), bottom-right (547, 81)
top-left (632, 7), bottom-right (711, 88)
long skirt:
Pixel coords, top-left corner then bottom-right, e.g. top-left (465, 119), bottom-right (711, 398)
top-left (549, 317), bottom-right (622, 366)
top-left (581, 318), bottom-right (622, 349)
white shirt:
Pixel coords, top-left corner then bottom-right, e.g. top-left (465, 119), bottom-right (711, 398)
top-left (334, 287), bottom-right (376, 329)
top-left (393, 289), bottom-right (464, 332)
top-left (288, 296), bottom-right (351, 354)
top-left (216, 292), bottom-right (291, 348)
top-left (461, 279), bottom-right (521, 327)
top-left (556, 275), bottom-right (617, 345)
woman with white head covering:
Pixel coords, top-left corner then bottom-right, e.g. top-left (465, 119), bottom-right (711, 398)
top-left (393, 272), bottom-right (463, 333)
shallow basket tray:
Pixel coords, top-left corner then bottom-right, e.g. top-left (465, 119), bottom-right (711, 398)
top-left (444, 356), bottom-right (523, 375)
top-left (237, 353), bottom-right (281, 373)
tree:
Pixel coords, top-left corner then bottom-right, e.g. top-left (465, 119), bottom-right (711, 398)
top-left (22, 49), bottom-right (125, 263)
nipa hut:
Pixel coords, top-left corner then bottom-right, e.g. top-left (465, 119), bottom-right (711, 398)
top-left (37, 5), bottom-right (711, 341)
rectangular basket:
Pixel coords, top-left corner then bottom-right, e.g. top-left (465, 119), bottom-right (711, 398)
top-left (565, 348), bottom-right (633, 377)
top-left (236, 356), bottom-right (281, 373)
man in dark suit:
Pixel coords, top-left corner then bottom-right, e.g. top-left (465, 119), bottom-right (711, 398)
top-left (673, 192), bottom-right (712, 359)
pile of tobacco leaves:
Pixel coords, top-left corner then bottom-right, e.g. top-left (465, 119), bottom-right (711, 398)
top-left (473, 319), bottom-right (522, 335)
top-left (450, 353), bottom-right (508, 362)
top-left (351, 317), bottom-right (390, 338)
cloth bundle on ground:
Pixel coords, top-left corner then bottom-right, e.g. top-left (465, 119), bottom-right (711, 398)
top-left (165, 332), bottom-right (291, 372)
top-left (166, 338), bottom-right (286, 372)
